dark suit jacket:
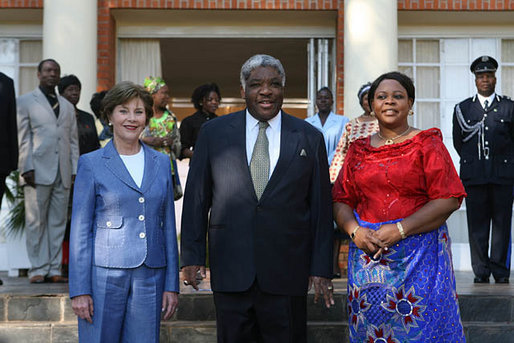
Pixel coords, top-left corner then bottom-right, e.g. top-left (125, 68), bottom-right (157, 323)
top-left (0, 73), bottom-right (17, 176)
top-left (452, 95), bottom-right (514, 186)
top-left (180, 110), bottom-right (333, 296)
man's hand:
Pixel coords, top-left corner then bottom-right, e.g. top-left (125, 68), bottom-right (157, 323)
top-left (22, 170), bottom-right (35, 188)
top-left (309, 276), bottom-right (335, 308)
top-left (162, 291), bottom-right (178, 320)
top-left (71, 295), bottom-right (94, 324)
top-left (182, 265), bottom-right (206, 290)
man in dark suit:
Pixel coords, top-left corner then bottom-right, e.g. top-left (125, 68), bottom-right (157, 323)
top-left (0, 72), bottom-right (17, 286)
top-left (0, 72), bottom-right (17, 207)
top-left (453, 55), bottom-right (514, 284)
top-left (181, 54), bottom-right (334, 342)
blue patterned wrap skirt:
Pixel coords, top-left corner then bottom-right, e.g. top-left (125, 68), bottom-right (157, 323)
top-left (347, 212), bottom-right (466, 343)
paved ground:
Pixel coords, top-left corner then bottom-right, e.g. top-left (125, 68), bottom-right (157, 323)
top-left (1, 270), bottom-right (512, 297)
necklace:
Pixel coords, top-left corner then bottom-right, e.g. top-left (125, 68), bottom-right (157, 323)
top-left (377, 126), bottom-right (411, 145)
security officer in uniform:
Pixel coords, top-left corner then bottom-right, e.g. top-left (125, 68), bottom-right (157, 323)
top-left (453, 55), bottom-right (514, 284)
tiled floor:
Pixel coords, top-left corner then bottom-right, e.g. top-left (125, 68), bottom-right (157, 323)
top-left (1, 270), bottom-right (512, 297)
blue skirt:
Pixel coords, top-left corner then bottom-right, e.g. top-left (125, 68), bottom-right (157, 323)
top-left (347, 212), bottom-right (466, 343)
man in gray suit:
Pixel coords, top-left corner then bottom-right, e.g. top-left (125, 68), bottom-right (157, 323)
top-left (17, 59), bottom-right (79, 283)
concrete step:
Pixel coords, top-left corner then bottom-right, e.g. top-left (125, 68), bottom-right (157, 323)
top-left (2, 293), bottom-right (513, 323)
top-left (1, 292), bottom-right (514, 342)
top-left (1, 321), bottom-right (514, 343)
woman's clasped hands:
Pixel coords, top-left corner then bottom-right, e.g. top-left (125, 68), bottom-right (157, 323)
top-left (351, 223), bottom-right (404, 259)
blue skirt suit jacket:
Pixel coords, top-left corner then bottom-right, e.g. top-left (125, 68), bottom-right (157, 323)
top-left (69, 141), bottom-right (179, 299)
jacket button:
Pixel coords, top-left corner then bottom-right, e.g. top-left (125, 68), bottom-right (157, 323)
top-left (106, 221), bottom-right (112, 227)
top-left (505, 160), bottom-right (508, 163)
top-left (138, 215), bottom-right (145, 221)
top-left (501, 119), bottom-right (504, 122)
top-left (139, 232), bottom-right (146, 239)
top-left (485, 126), bottom-right (489, 130)
top-left (139, 197), bottom-right (145, 203)
top-left (485, 141), bottom-right (489, 145)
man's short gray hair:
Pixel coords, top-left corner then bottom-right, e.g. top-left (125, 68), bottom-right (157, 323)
top-left (240, 54), bottom-right (286, 91)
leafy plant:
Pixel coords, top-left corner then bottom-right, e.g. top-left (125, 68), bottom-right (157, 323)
top-left (2, 170), bottom-right (25, 238)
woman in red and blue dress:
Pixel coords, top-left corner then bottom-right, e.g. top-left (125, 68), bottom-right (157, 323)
top-left (333, 72), bottom-right (466, 342)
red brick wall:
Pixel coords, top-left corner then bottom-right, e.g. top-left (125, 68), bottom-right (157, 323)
top-left (0, 0), bottom-right (42, 7)
top-left (398, 0), bottom-right (514, 10)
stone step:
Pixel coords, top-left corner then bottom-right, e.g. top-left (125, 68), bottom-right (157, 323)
top-left (2, 293), bottom-right (513, 323)
top-left (1, 321), bottom-right (514, 343)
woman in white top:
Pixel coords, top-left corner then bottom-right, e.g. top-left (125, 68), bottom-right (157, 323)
top-left (69, 81), bottom-right (179, 342)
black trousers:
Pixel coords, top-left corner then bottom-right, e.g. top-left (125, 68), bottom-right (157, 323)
top-left (465, 184), bottom-right (513, 280)
top-left (213, 280), bottom-right (307, 343)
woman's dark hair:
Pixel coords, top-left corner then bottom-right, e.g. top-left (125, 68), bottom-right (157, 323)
top-left (368, 72), bottom-right (415, 110)
top-left (58, 74), bottom-right (81, 94)
top-left (191, 83), bottom-right (221, 110)
top-left (90, 90), bottom-right (108, 120)
top-left (100, 81), bottom-right (154, 125)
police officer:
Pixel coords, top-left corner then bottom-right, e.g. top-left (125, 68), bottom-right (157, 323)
top-left (453, 55), bottom-right (514, 284)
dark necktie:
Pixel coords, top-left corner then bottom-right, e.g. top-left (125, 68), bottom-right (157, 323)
top-left (484, 100), bottom-right (489, 112)
top-left (250, 121), bottom-right (270, 200)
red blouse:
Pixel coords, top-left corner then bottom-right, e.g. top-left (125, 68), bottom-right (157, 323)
top-left (332, 128), bottom-right (466, 223)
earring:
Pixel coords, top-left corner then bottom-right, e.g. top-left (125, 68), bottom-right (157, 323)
top-left (408, 109), bottom-right (414, 116)
top-left (370, 111), bottom-right (375, 117)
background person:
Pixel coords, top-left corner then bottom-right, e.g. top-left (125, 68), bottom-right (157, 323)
top-left (333, 72), bottom-right (466, 342)
top-left (180, 54), bottom-right (334, 343)
top-left (305, 87), bottom-right (348, 166)
top-left (141, 76), bottom-right (182, 200)
top-left (17, 59), bottom-right (79, 284)
top-left (69, 81), bottom-right (179, 342)
top-left (90, 90), bottom-right (112, 142)
top-left (179, 83), bottom-right (221, 160)
top-left (329, 82), bottom-right (379, 183)
top-left (452, 55), bottom-right (514, 284)
top-left (58, 75), bottom-right (100, 155)
top-left (0, 72), bottom-right (17, 287)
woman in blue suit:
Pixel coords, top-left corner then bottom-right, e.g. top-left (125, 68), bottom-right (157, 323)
top-left (69, 81), bottom-right (179, 342)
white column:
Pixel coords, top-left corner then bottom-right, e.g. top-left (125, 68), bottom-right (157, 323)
top-left (344, 0), bottom-right (397, 119)
top-left (43, 0), bottom-right (97, 111)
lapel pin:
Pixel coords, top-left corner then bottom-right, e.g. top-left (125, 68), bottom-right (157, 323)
top-left (300, 149), bottom-right (307, 157)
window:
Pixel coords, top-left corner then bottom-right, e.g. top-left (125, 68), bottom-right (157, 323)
top-left (0, 39), bottom-right (42, 96)
top-left (398, 39), bottom-right (441, 131)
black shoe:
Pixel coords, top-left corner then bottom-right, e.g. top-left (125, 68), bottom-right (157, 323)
top-left (495, 277), bottom-right (509, 284)
top-left (473, 276), bottom-right (490, 283)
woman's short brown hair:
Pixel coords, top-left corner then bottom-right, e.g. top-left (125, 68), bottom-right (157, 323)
top-left (100, 81), bottom-right (154, 125)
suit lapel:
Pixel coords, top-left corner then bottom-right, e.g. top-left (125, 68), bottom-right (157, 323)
top-left (487, 96), bottom-right (500, 114)
top-left (33, 88), bottom-right (57, 122)
top-left (262, 112), bottom-right (299, 199)
top-left (228, 111), bottom-right (257, 199)
top-left (140, 143), bottom-right (160, 193)
top-left (103, 141), bottom-right (141, 192)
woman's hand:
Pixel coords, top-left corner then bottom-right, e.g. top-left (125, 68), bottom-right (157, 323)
top-left (162, 291), bottom-right (178, 320)
top-left (71, 295), bottom-right (94, 324)
top-left (374, 223), bottom-right (403, 248)
top-left (352, 227), bottom-right (385, 256)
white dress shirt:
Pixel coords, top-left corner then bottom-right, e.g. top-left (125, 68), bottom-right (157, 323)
top-left (246, 110), bottom-right (281, 179)
top-left (477, 93), bottom-right (496, 110)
